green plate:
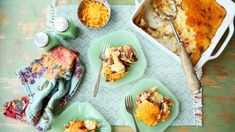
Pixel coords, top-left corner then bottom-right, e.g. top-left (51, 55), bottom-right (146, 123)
top-left (120, 79), bottom-right (179, 132)
top-left (49, 102), bottom-right (111, 132)
top-left (88, 30), bottom-right (147, 88)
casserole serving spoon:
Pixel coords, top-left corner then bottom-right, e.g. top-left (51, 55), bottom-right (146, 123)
top-left (152, 0), bottom-right (201, 94)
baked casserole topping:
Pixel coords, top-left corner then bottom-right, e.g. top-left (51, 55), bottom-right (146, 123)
top-left (135, 87), bottom-right (174, 126)
top-left (134, 0), bottom-right (226, 65)
top-left (64, 119), bottom-right (99, 132)
top-left (101, 45), bottom-right (138, 82)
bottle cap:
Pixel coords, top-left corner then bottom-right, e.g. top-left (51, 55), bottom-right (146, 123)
top-left (34, 32), bottom-right (49, 47)
top-left (54, 17), bottom-right (69, 32)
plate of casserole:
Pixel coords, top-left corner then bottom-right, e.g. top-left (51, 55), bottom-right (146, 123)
top-left (132, 0), bottom-right (235, 71)
top-left (88, 30), bottom-right (147, 88)
top-left (49, 102), bottom-right (111, 132)
top-left (120, 79), bottom-right (179, 132)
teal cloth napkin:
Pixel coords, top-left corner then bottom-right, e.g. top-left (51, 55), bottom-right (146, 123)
top-left (3, 46), bottom-right (84, 131)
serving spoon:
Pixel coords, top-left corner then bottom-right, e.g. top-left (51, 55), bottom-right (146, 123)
top-left (152, 0), bottom-right (200, 94)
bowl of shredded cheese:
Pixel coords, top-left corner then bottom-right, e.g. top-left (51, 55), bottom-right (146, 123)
top-left (77, 0), bottom-right (111, 29)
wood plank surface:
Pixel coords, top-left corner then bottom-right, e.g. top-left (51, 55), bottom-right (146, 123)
top-left (0, 0), bottom-right (234, 131)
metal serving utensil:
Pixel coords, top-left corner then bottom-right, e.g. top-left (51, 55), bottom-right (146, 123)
top-left (93, 43), bottom-right (110, 97)
top-left (153, 0), bottom-right (200, 94)
top-left (125, 95), bottom-right (140, 132)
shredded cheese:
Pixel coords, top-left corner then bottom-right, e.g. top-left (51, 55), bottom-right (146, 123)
top-left (79, 0), bottom-right (109, 28)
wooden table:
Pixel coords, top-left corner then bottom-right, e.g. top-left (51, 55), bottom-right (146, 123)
top-left (0, 0), bottom-right (234, 131)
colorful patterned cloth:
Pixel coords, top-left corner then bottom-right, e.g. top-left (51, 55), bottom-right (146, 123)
top-left (2, 46), bottom-right (84, 131)
top-left (3, 96), bottom-right (29, 123)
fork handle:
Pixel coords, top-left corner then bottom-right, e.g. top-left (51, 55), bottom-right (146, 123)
top-left (93, 61), bottom-right (103, 97)
top-left (131, 113), bottom-right (140, 132)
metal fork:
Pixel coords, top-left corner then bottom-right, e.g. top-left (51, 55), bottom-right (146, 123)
top-left (125, 95), bottom-right (140, 132)
top-left (93, 43), bottom-right (110, 97)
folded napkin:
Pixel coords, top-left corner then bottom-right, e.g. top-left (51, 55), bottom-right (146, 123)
top-left (3, 46), bottom-right (84, 131)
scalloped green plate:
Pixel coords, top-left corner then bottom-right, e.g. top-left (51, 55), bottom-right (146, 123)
top-left (49, 102), bottom-right (111, 132)
top-left (120, 79), bottom-right (179, 132)
top-left (88, 30), bottom-right (147, 88)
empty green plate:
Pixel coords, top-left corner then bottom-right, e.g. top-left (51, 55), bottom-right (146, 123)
top-left (88, 30), bottom-right (147, 88)
top-left (49, 102), bottom-right (111, 132)
top-left (120, 79), bottom-right (179, 132)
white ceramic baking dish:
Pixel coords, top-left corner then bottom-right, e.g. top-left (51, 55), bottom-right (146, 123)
top-left (131, 0), bottom-right (235, 71)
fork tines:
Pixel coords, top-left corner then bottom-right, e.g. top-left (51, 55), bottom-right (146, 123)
top-left (125, 95), bottom-right (134, 110)
top-left (101, 43), bottom-right (110, 54)
top-left (125, 95), bottom-right (140, 132)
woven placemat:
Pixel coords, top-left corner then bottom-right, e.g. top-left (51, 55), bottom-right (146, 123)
top-left (53, 5), bottom-right (200, 126)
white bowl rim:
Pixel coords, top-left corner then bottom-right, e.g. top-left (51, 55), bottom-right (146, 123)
top-left (77, 0), bottom-right (111, 29)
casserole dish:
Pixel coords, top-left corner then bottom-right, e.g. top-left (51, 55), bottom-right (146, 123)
top-left (131, 0), bottom-right (235, 71)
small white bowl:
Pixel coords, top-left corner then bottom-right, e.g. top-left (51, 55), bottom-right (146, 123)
top-left (77, 0), bottom-right (111, 29)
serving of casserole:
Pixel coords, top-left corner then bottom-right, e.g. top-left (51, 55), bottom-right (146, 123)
top-left (131, 0), bottom-right (235, 71)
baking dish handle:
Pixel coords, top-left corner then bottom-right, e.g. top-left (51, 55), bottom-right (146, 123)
top-left (135, 0), bottom-right (143, 6)
top-left (208, 20), bottom-right (234, 60)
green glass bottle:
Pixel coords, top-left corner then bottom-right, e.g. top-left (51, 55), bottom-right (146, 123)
top-left (54, 17), bottom-right (78, 40)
